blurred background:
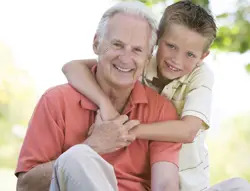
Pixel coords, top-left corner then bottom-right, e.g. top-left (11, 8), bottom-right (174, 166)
top-left (0, 0), bottom-right (249, 190)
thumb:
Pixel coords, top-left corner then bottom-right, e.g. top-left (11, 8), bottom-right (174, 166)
top-left (124, 120), bottom-right (140, 132)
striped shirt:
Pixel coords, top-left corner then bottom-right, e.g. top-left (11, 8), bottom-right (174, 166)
top-left (142, 56), bottom-right (214, 191)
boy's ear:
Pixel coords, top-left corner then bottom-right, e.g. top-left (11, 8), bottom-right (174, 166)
top-left (197, 51), bottom-right (210, 66)
top-left (201, 50), bottom-right (210, 60)
top-left (93, 34), bottom-right (99, 54)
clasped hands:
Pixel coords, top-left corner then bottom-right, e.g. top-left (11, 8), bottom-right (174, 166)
top-left (84, 110), bottom-right (140, 154)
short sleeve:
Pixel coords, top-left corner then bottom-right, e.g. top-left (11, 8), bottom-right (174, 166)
top-left (149, 101), bottom-right (182, 167)
top-left (181, 65), bottom-right (214, 129)
top-left (15, 90), bottom-right (65, 176)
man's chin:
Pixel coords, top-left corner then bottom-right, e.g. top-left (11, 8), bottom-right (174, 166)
top-left (111, 80), bottom-right (137, 89)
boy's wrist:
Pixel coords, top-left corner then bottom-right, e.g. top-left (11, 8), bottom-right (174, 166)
top-left (99, 96), bottom-right (111, 107)
top-left (129, 125), bottom-right (140, 138)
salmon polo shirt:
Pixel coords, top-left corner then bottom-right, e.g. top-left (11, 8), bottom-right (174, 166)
top-left (16, 80), bottom-right (181, 190)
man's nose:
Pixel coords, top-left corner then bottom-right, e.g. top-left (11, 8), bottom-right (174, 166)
top-left (118, 46), bottom-right (133, 64)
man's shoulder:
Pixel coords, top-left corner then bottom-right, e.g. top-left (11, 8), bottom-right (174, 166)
top-left (42, 83), bottom-right (81, 102)
top-left (144, 85), bottom-right (175, 109)
top-left (142, 84), bottom-right (178, 122)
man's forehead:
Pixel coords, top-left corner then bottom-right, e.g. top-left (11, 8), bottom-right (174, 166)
top-left (105, 13), bottom-right (151, 48)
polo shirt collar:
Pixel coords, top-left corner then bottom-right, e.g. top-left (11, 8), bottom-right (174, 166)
top-left (129, 81), bottom-right (148, 105)
top-left (80, 95), bottom-right (98, 111)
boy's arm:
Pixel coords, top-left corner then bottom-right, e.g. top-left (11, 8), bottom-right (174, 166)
top-left (133, 65), bottom-right (214, 143)
top-left (62, 59), bottom-right (119, 120)
top-left (132, 116), bottom-right (202, 143)
top-left (151, 162), bottom-right (179, 191)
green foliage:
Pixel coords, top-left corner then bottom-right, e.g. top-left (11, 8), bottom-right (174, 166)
top-left (121, 0), bottom-right (164, 7)
top-left (208, 113), bottom-right (250, 183)
top-left (122, 0), bottom-right (250, 54)
top-left (245, 64), bottom-right (250, 74)
top-left (213, 4), bottom-right (250, 53)
top-left (0, 42), bottom-right (36, 169)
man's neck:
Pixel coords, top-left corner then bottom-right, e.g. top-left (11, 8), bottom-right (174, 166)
top-left (96, 77), bottom-right (133, 113)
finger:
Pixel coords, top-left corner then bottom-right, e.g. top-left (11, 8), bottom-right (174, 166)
top-left (124, 134), bottom-right (136, 142)
top-left (87, 124), bottom-right (95, 136)
top-left (123, 120), bottom-right (140, 131)
top-left (95, 110), bottom-right (103, 125)
top-left (116, 141), bottom-right (130, 149)
top-left (119, 134), bottom-right (135, 141)
top-left (113, 115), bottom-right (129, 125)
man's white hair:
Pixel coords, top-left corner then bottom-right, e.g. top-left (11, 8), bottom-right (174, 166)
top-left (96, 1), bottom-right (158, 52)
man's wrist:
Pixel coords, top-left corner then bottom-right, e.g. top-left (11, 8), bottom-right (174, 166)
top-left (83, 139), bottom-right (99, 153)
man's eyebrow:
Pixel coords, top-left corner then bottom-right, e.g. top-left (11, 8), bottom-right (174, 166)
top-left (111, 39), bottom-right (124, 44)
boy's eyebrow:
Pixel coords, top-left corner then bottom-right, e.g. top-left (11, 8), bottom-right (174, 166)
top-left (164, 40), bottom-right (178, 47)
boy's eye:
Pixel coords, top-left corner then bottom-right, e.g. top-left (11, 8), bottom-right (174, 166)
top-left (187, 52), bottom-right (195, 58)
top-left (134, 47), bottom-right (142, 53)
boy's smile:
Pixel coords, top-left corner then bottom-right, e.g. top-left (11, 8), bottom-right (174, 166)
top-left (156, 23), bottom-right (209, 81)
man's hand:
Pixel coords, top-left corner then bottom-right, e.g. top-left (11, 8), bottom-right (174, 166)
top-left (84, 113), bottom-right (139, 154)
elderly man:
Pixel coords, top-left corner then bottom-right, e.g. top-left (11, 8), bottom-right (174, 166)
top-left (15, 2), bottom-right (182, 191)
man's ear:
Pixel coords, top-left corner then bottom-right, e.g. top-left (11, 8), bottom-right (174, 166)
top-left (93, 34), bottom-right (99, 54)
top-left (197, 51), bottom-right (210, 66)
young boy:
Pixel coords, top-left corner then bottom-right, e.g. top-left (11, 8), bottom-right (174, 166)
top-left (63, 1), bottom-right (216, 190)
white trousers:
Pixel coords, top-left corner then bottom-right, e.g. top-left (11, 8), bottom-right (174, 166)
top-left (206, 178), bottom-right (250, 191)
top-left (50, 144), bottom-right (118, 191)
top-left (50, 144), bottom-right (250, 191)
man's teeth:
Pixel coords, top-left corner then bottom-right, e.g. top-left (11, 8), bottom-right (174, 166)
top-left (167, 64), bottom-right (180, 71)
top-left (115, 65), bottom-right (132, 72)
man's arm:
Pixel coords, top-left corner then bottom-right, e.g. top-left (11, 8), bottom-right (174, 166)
top-left (17, 161), bottom-right (55, 191)
top-left (16, 91), bottom-right (65, 191)
top-left (151, 162), bottom-right (179, 191)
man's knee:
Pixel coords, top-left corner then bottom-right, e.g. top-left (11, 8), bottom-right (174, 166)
top-left (227, 177), bottom-right (250, 189)
top-left (55, 144), bottom-right (95, 173)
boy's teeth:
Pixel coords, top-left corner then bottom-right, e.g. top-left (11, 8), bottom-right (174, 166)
top-left (115, 66), bottom-right (132, 72)
top-left (168, 64), bottom-right (179, 71)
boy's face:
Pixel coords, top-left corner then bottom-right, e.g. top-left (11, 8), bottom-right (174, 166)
top-left (156, 23), bottom-right (209, 81)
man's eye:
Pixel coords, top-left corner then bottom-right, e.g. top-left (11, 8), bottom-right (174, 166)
top-left (113, 43), bottom-right (123, 48)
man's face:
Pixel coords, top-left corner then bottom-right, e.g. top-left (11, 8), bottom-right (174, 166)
top-left (95, 13), bottom-right (151, 89)
top-left (156, 24), bottom-right (209, 81)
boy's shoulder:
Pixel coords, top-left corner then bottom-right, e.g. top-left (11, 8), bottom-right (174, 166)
top-left (186, 63), bottom-right (214, 87)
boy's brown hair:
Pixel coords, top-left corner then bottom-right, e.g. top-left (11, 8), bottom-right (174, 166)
top-left (158, 0), bottom-right (217, 52)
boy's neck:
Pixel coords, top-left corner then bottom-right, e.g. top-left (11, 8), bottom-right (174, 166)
top-left (157, 68), bottom-right (173, 86)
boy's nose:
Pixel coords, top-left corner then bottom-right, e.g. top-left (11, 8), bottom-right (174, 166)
top-left (171, 52), bottom-right (182, 66)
